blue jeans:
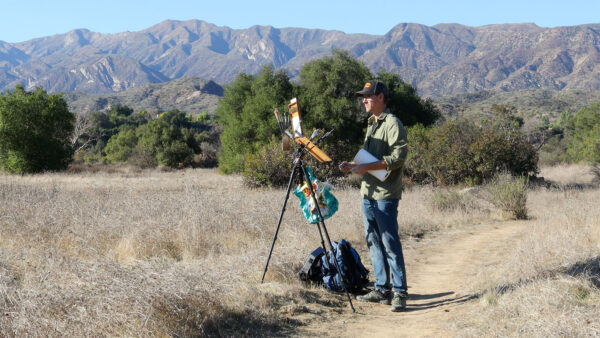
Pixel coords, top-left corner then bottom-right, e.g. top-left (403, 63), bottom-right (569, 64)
top-left (362, 198), bottom-right (407, 294)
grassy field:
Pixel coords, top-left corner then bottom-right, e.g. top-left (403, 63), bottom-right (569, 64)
top-left (457, 165), bottom-right (600, 336)
top-left (1, 165), bottom-right (599, 336)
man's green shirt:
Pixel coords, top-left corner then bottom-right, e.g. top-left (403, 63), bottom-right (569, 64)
top-left (360, 108), bottom-right (408, 200)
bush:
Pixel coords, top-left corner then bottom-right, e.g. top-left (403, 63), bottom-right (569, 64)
top-left (429, 120), bottom-right (480, 184)
top-left (103, 127), bottom-right (138, 163)
top-left (485, 173), bottom-right (528, 219)
top-left (470, 126), bottom-right (538, 181)
top-left (157, 140), bottom-right (194, 168)
top-left (563, 102), bottom-right (600, 164)
top-left (406, 119), bottom-right (538, 185)
top-left (241, 136), bottom-right (348, 188)
top-left (102, 110), bottom-right (211, 169)
top-left (405, 124), bottom-right (434, 183)
top-left (242, 138), bottom-right (294, 188)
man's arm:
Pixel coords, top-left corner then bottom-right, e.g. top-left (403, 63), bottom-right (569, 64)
top-left (339, 160), bottom-right (387, 175)
top-left (382, 119), bottom-right (408, 172)
top-left (351, 160), bottom-right (386, 175)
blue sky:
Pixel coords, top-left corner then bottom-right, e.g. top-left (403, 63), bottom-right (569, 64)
top-left (2, 0), bottom-right (598, 43)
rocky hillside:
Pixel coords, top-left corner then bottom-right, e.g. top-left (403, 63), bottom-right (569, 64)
top-left (1, 20), bottom-right (599, 97)
top-left (62, 77), bottom-right (222, 115)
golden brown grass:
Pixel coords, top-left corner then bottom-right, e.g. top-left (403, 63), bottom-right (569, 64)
top-left (0, 166), bottom-right (487, 336)
top-left (0, 169), bottom-right (299, 336)
top-left (1, 165), bottom-right (598, 336)
top-left (459, 165), bottom-right (600, 336)
top-left (539, 163), bottom-right (599, 187)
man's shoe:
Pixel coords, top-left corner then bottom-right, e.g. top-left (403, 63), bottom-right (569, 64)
top-left (356, 289), bottom-right (391, 305)
top-left (390, 292), bottom-right (407, 312)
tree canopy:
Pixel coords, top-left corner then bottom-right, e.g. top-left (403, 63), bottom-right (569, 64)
top-left (216, 50), bottom-right (441, 178)
top-left (297, 50), bottom-right (372, 146)
top-left (375, 70), bottom-right (441, 127)
top-left (0, 85), bottom-right (75, 173)
top-left (216, 66), bottom-right (294, 173)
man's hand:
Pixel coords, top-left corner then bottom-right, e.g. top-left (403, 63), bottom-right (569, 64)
top-left (340, 160), bottom-right (387, 175)
top-left (338, 161), bottom-right (355, 173)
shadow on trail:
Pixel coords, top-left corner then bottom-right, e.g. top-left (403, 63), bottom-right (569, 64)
top-left (405, 292), bottom-right (478, 312)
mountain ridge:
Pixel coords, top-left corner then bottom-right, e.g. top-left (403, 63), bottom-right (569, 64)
top-left (1, 20), bottom-right (599, 97)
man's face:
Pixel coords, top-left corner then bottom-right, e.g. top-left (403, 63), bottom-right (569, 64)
top-left (362, 93), bottom-right (384, 113)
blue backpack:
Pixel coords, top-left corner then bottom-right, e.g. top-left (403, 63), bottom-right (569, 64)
top-left (320, 240), bottom-right (369, 292)
top-left (298, 240), bottom-right (369, 292)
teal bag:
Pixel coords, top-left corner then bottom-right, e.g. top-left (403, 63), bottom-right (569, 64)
top-left (293, 167), bottom-right (338, 224)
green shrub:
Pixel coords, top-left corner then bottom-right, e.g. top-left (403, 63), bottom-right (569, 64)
top-left (563, 102), bottom-right (600, 164)
top-left (485, 173), bottom-right (528, 219)
top-left (132, 110), bottom-right (205, 168)
top-left (103, 127), bottom-right (138, 163)
top-left (406, 124), bottom-right (434, 184)
top-left (157, 141), bottom-right (194, 168)
top-left (470, 127), bottom-right (538, 181)
top-left (241, 137), bottom-right (343, 188)
top-left (242, 138), bottom-right (294, 188)
top-left (429, 120), bottom-right (480, 184)
top-left (406, 119), bottom-right (538, 185)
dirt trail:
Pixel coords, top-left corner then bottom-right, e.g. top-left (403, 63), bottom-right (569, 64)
top-left (300, 221), bottom-right (527, 337)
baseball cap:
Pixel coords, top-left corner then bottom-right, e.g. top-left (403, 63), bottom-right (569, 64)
top-left (355, 80), bottom-right (388, 97)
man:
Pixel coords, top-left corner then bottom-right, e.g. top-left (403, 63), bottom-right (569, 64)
top-left (339, 80), bottom-right (408, 312)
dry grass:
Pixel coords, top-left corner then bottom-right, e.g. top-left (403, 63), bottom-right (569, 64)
top-left (0, 169), bottom-right (303, 336)
top-left (460, 165), bottom-right (600, 336)
top-left (539, 163), bottom-right (599, 187)
top-left (0, 167), bottom-right (489, 336)
top-left (1, 165), bottom-right (599, 336)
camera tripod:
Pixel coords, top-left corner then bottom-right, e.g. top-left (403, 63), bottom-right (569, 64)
top-left (260, 136), bottom-right (356, 312)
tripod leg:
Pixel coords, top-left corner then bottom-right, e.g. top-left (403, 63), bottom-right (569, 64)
top-left (300, 165), bottom-right (356, 312)
top-left (261, 164), bottom-right (298, 284)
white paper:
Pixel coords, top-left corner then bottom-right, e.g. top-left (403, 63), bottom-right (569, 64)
top-left (292, 115), bottom-right (303, 138)
top-left (290, 98), bottom-right (303, 138)
top-left (353, 149), bottom-right (390, 182)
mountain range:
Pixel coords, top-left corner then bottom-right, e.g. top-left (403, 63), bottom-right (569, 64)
top-left (1, 20), bottom-right (599, 97)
